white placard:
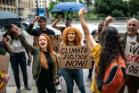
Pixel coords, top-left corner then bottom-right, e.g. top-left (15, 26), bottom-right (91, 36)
top-left (125, 41), bottom-right (139, 77)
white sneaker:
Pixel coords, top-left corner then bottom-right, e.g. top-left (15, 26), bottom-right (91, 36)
top-left (55, 84), bottom-right (62, 91)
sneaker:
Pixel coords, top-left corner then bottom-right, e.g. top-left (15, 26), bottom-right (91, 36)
top-left (16, 89), bottom-right (21, 93)
top-left (55, 84), bottom-right (62, 91)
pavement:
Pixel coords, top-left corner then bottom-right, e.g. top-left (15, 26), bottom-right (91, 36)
top-left (6, 66), bottom-right (92, 93)
top-left (5, 66), bottom-right (130, 93)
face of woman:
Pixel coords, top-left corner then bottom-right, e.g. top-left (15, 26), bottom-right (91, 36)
top-left (10, 24), bottom-right (18, 32)
top-left (39, 35), bottom-right (48, 49)
top-left (67, 31), bottom-right (76, 43)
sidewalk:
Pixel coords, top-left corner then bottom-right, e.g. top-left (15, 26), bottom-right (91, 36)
top-left (6, 68), bottom-right (134, 93)
top-left (6, 69), bottom-right (92, 93)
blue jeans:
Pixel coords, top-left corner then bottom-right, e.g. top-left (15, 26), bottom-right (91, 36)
top-left (59, 69), bottom-right (86, 93)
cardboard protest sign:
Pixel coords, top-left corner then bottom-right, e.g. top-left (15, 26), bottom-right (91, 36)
top-left (49, 35), bottom-right (62, 53)
top-left (59, 46), bottom-right (93, 69)
top-left (125, 42), bottom-right (139, 77)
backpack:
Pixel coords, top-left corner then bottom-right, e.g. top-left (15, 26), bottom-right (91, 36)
top-left (102, 56), bottom-right (126, 93)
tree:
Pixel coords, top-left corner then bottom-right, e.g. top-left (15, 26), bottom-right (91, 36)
top-left (111, 9), bottom-right (125, 17)
top-left (85, 0), bottom-right (92, 8)
top-left (129, 0), bottom-right (139, 17)
top-left (94, 0), bottom-right (127, 17)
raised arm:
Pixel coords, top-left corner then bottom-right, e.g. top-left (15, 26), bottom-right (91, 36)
top-left (26, 16), bottom-right (40, 36)
top-left (78, 8), bottom-right (97, 49)
top-left (101, 16), bottom-right (113, 34)
top-left (52, 16), bottom-right (64, 30)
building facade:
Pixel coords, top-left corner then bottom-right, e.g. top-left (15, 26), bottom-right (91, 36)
top-left (34, 0), bottom-right (47, 16)
top-left (0, 0), bottom-right (34, 18)
top-left (0, 0), bottom-right (17, 13)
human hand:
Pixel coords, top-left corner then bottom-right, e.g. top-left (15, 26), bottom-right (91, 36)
top-left (2, 74), bottom-right (9, 83)
top-left (0, 70), bottom-right (9, 83)
top-left (34, 16), bottom-right (40, 22)
top-left (0, 73), bottom-right (9, 90)
top-left (2, 37), bottom-right (8, 43)
top-left (78, 8), bottom-right (88, 15)
top-left (27, 56), bottom-right (32, 66)
top-left (105, 16), bottom-right (114, 24)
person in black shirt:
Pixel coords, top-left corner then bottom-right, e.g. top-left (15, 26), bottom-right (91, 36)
top-left (26, 16), bottom-right (55, 47)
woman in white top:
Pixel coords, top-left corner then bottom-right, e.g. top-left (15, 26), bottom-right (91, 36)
top-left (2, 24), bottom-right (31, 93)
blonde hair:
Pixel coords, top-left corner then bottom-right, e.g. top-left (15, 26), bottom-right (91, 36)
top-left (62, 27), bottom-right (82, 46)
top-left (39, 34), bottom-right (57, 69)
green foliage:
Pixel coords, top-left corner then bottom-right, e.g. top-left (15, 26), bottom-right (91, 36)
top-left (48, 2), bottom-right (56, 12)
top-left (111, 9), bottom-right (125, 17)
top-left (129, 0), bottom-right (139, 17)
top-left (97, 13), bottom-right (107, 17)
top-left (85, 12), bottom-right (97, 20)
top-left (94, 0), bottom-right (127, 17)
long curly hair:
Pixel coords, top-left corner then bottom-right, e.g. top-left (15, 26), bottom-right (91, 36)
top-left (98, 26), bottom-right (125, 78)
top-left (62, 27), bottom-right (82, 46)
top-left (39, 34), bottom-right (57, 69)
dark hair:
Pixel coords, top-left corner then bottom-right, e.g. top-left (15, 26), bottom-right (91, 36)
top-left (38, 16), bottom-right (46, 22)
top-left (4, 23), bottom-right (21, 30)
top-left (98, 26), bottom-right (125, 78)
top-left (3, 24), bottom-right (19, 39)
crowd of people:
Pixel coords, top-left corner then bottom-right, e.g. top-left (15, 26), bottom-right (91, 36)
top-left (0, 8), bottom-right (139, 93)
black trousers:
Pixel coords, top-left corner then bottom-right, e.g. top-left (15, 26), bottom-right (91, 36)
top-left (36, 77), bottom-right (56, 93)
top-left (10, 51), bottom-right (28, 89)
top-left (36, 69), bottom-right (56, 93)
top-left (36, 82), bottom-right (56, 93)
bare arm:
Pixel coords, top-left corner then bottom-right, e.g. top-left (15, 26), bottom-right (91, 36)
top-left (52, 16), bottom-right (64, 32)
top-left (26, 16), bottom-right (40, 36)
top-left (78, 8), bottom-right (97, 49)
top-left (101, 16), bottom-right (113, 34)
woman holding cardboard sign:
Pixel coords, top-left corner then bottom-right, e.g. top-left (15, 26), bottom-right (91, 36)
top-left (79, 8), bottom-right (126, 93)
top-left (60, 27), bottom-right (86, 93)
